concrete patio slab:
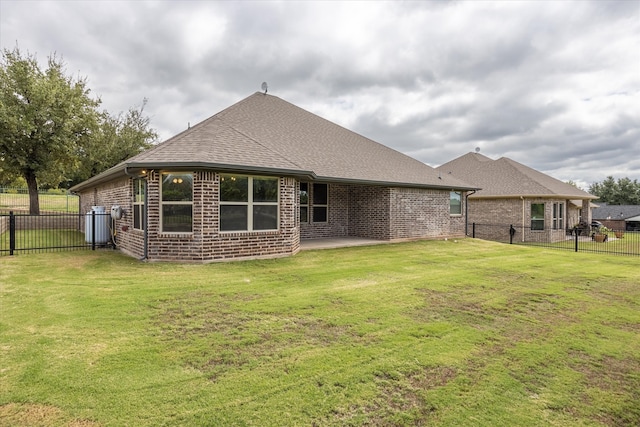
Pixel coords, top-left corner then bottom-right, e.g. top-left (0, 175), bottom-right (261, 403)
top-left (300, 237), bottom-right (388, 251)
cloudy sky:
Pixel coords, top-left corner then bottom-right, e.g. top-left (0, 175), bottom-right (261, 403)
top-left (1, 0), bottom-right (638, 188)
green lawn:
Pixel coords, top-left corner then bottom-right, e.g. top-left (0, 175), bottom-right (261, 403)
top-left (1, 239), bottom-right (638, 426)
top-left (0, 191), bottom-right (79, 213)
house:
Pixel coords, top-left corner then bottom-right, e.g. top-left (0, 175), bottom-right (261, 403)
top-left (437, 152), bottom-right (598, 242)
top-left (71, 92), bottom-right (476, 262)
top-left (592, 204), bottom-right (640, 231)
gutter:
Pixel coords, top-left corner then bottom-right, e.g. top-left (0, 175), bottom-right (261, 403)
top-left (521, 196), bottom-right (525, 242)
top-left (465, 190), bottom-right (477, 236)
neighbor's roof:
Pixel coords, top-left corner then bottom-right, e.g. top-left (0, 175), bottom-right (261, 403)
top-left (72, 93), bottom-right (475, 192)
top-left (437, 152), bottom-right (597, 199)
top-left (592, 204), bottom-right (640, 220)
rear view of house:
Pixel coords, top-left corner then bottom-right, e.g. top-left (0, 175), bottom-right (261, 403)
top-left (438, 152), bottom-right (597, 243)
top-left (71, 92), bottom-right (475, 262)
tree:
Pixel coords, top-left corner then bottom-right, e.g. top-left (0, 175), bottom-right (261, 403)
top-left (0, 47), bottom-right (99, 214)
top-left (67, 100), bottom-right (158, 187)
top-left (589, 176), bottom-right (640, 205)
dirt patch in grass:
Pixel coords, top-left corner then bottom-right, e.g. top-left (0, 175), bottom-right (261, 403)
top-left (325, 365), bottom-right (457, 425)
top-left (567, 351), bottom-right (640, 426)
top-left (153, 291), bottom-right (366, 379)
top-left (0, 403), bottom-right (100, 427)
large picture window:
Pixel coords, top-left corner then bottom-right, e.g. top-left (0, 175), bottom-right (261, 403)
top-left (161, 172), bottom-right (193, 233)
top-left (531, 203), bottom-right (545, 231)
top-left (553, 202), bottom-right (564, 230)
top-left (450, 191), bottom-right (462, 215)
top-left (220, 175), bottom-right (279, 231)
top-left (133, 178), bottom-right (145, 231)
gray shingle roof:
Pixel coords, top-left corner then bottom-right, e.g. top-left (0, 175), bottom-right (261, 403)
top-left (437, 152), bottom-right (596, 199)
top-left (73, 93), bottom-right (475, 191)
top-left (592, 204), bottom-right (640, 220)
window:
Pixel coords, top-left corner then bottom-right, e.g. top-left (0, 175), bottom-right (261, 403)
top-left (133, 178), bottom-right (145, 230)
top-left (161, 172), bottom-right (193, 233)
top-left (450, 191), bottom-right (462, 215)
top-left (553, 202), bottom-right (564, 230)
top-left (220, 175), bottom-right (279, 231)
top-left (312, 183), bottom-right (328, 222)
top-left (300, 182), bottom-right (309, 223)
top-left (531, 203), bottom-right (545, 231)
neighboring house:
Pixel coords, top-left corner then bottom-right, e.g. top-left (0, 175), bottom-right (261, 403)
top-left (592, 204), bottom-right (640, 231)
top-left (71, 92), bottom-right (476, 262)
top-left (437, 152), bottom-right (598, 242)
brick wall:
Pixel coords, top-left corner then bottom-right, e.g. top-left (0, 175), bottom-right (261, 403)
top-left (300, 183), bottom-right (350, 239)
top-left (81, 172), bottom-right (465, 262)
top-left (389, 187), bottom-right (465, 239)
top-left (468, 197), bottom-right (576, 243)
top-left (77, 176), bottom-right (143, 256)
top-left (301, 184), bottom-right (464, 241)
top-left (142, 171), bottom-right (299, 262)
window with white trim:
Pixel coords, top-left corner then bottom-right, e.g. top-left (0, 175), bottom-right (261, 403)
top-left (450, 191), bottom-right (462, 215)
top-left (553, 202), bottom-right (564, 230)
top-left (531, 203), bottom-right (544, 231)
top-left (161, 172), bottom-right (193, 233)
top-left (133, 178), bottom-right (145, 231)
top-left (312, 183), bottom-right (328, 223)
top-left (300, 182), bottom-right (309, 223)
top-left (220, 175), bottom-right (279, 231)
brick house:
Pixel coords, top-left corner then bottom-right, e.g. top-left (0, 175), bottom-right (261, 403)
top-left (437, 152), bottom-right (597, 242)
top-left (592, 204), bottom-right (640, 232)
top-left (71, 92), bottom-right (476, 262)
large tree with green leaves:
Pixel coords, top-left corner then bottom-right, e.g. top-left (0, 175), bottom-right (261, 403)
top-left (0, 47), bottom-right (157, 212)
top-left (0, 47), bottom-right (99, 213)
top-left (589, 176), bottom-right (640, 205)
top-left (67, 100), bottom-right (157, 188)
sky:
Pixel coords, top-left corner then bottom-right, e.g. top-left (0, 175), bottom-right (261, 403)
top-left (1, 0), bottom-right (638, 189)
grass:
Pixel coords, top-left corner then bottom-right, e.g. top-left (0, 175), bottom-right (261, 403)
top-left (526, 231), bottom-right (640, 256)
top-left (0, 239), bottom-right (638, 426)
top-left (0, 192), bottom-right (79, 213)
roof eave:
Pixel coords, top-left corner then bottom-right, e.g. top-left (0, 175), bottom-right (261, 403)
top-left (315, 176), bottom-right (479, 191)
top-left (70, 161), bottom-right (318, 193)
top-left (470, 193), bottom-right (598, 200)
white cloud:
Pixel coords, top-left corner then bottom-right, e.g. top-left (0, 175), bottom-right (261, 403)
top-left (1, 0), bottom-right (638, 187)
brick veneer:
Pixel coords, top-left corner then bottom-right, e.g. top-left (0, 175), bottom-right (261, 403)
top-left (467, 197), bottom-right (578, 243)
top-left (80, 171), bottom-right (299, 262)
top-left (79, 173), bottom-right (465, 262)
top-left (301, 184), bottom-right (465, 241)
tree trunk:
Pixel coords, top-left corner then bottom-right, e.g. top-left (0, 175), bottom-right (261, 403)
top-left (24, 170), bottom-right (40, 215)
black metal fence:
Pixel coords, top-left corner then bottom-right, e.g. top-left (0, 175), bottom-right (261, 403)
top-left (470, 223), bottom-right (640, 256)
top-left (0, 187), bottom-right (79, 213)
top-left (0, 211), bottom-right (114, 256)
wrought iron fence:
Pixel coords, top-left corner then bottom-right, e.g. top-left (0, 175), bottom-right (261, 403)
top-left (470, 223), bottom-right (640, 256)
top-left (0, 187), bottom-right (79, 213)
top-left (0, 211), bottom-right (113, 256)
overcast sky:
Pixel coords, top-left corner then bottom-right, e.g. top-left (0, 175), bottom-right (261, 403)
top-left (1, 0), bottom-right (638, 188)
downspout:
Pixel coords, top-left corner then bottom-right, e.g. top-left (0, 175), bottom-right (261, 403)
top-left (465, 190), bottom-right (476, 236)
top-left (521, 196), bottom-right (525, 242)
top-left (125, 166), bottom-right (149, 261)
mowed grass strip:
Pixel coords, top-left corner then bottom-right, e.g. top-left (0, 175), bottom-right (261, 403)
top-left (0, 239), bottom-right (638, 426)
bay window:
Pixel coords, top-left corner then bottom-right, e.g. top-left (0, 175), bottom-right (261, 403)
top-left (220, 175), bottom-right (279, 231)
top-left (161, 172), bottom-right (193, 233)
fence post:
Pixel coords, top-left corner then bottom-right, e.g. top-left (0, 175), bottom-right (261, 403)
top-left (9, 211), bottom-right (15, 256)
top-left (575, 227), bottom-right (579, 252)
top-left (91, 210), bottom-right (96, 251)
top-left (472, 223), bottom-right (476, 238)
top-left (509, 225), bottom-right (516, 244)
